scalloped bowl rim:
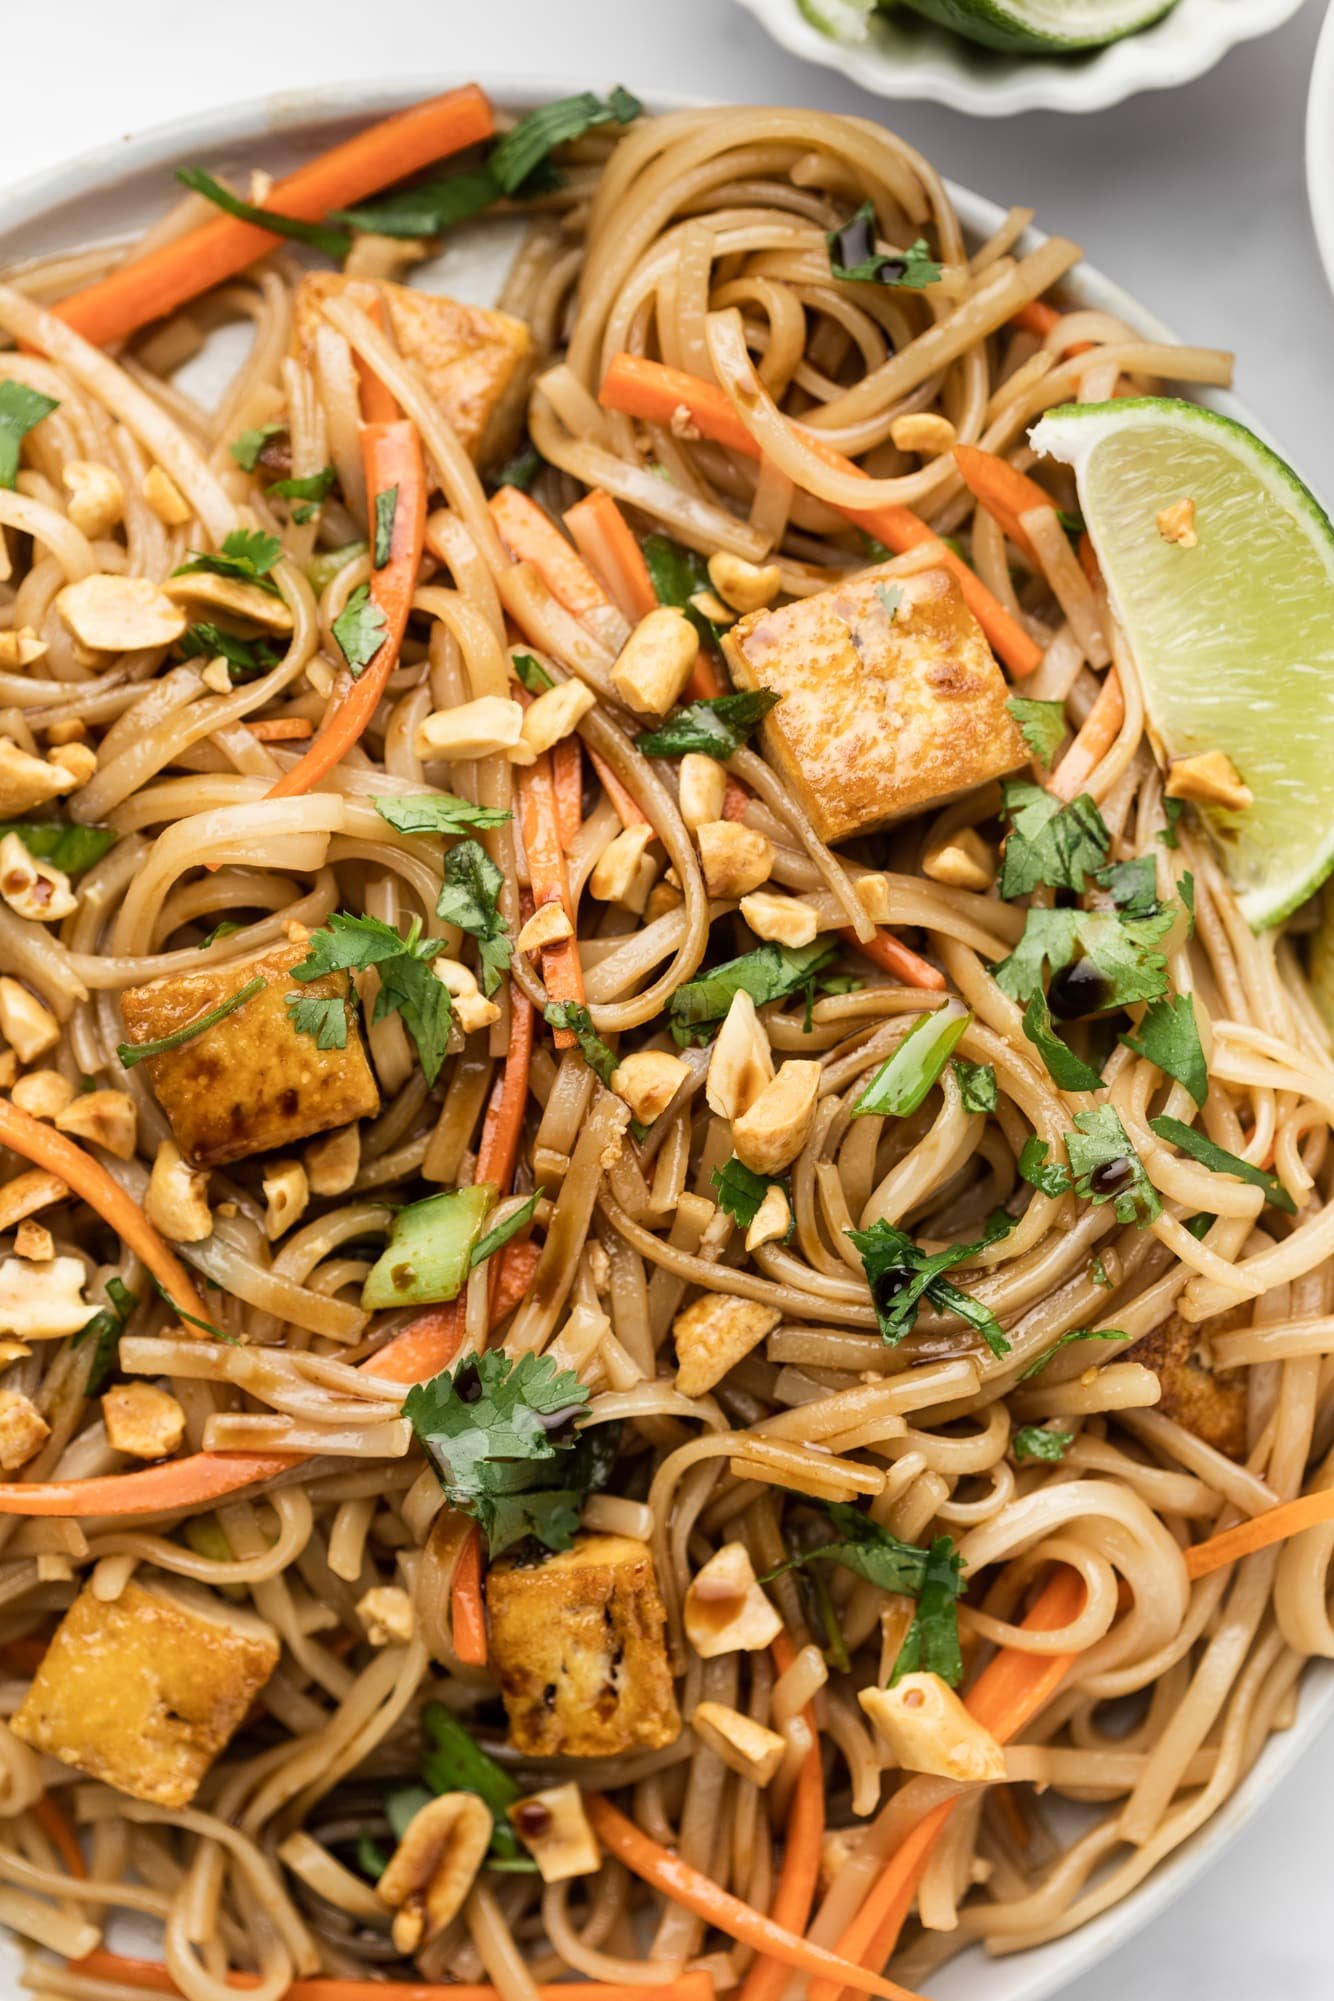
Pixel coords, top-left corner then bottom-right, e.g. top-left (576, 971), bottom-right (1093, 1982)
top-left (733, 0), bottom-right (1308, 116)
top-left (0, 70), bottom-right (1330, 2001)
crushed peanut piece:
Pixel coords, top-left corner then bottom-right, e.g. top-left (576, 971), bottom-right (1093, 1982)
top-left (1155, 498), bottom-right (1198, 548)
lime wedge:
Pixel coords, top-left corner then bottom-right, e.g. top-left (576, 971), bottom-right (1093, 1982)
top-left (1030, 398), bottom-right (1334, 930)
top-left (885, 0), bottom-right (1175, 54)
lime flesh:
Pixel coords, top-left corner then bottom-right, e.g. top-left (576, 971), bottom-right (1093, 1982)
top-left (1030, 397), bottom-right (1334, 930)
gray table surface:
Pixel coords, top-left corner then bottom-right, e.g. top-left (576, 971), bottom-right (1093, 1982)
top-left (3, 2), bottom-right (1332, 1993)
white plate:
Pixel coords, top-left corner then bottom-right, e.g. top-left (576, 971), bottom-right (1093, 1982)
top-left (2, 75), bottom-right (1332, 2001)
top-left (736, 0), bottom-right (1307, 116)
top-left (1307, 0), bottom-right (1334, 297)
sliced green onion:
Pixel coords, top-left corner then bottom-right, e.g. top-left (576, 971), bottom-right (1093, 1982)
top-left (852, 1002), bottom-right (971, 1119)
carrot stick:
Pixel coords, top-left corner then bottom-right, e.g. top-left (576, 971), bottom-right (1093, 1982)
top-left (489, 486), bottom-right (609, 618)
top-left (34, 1793), bottom-right (86, 1879)
top-left (597, 354), bottom-right (1043, 680)
top-left (245, 717), bottom-right (313, 742)
top-left (813, 1567), bottom-right (1085, 2001)
top-left (551, 736), bottom-right (584, 847)
top-left (952, 444), bottom-right (1054, 566)
top-left (1183, 1487), bottom-right (1334, 1580)
top-left (72, 1951), bottom-right (715, 2001)
top-left (587, 746), bottom-right (649, 830)
top-left (839, 926), bottom-right (947, 994)
top-left (477, 985), bottom-right (535, 1196)
top-left (450, 1523), bottom-right (488, 1666)
top-left (267, 417), bottom-right (426, 798)
top-left (517, 757), bottom-right (585, 1045)
top-left (352, 293), bottom-right (400, 427)
top-left (1009, 300), bottom-right (1093, 360)
top-left (1047, 668), bottom-right (1124, 802)
top-left (0, 1099), bottom-right (207, 1323)
top-left (564, 490), bottom-right (658, 622)
top-left (53, 86), bottom-right (495, 349)
top-left (738, 1636), bottom-right (825, 2001)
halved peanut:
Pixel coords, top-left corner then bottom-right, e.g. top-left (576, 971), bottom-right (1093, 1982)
top-left (0, 980), bottom-right (58, 1063)
top-left (14, 1221), bottom-right (53, 1263)
top-left (506, 1782), bottom-right (601, 1883)
top-left (745, 1183), bottom-right (792, 1252)
top-left (691, 1700), bottom-right (787, 1785)
top-left (0, 629), bottom-right (47, 669)
top-left (415, 696), bottom-right (525, 761)
top-left (739, 890), bottom-right (818, 949)
top-left (678, 753), bottom-right (726, 832)
top-left (516, 901), bottom-right (574, 954)
top-left (705, 989), bottom-right (773, 1121)
top-left (610, 607), bottom-right (699, 716)
top-left (590, 823), bottom-right (655, 905)
top-left (922, 826), bottom-right (995, 892)
top-left (305, 1125), bottom-right (361, 1196)
top-left (732, 1060), bottom-right (821, 1175)
top-left (0, 1390), bottom-right (50, 1470)
top-left (103, 1383), bottom-right (187, 1461)
top-left (708, 551), bottom-right (782, 614)
top-left (263, 1159), bottom-right (309, 1240)
top-left (511, 678), bottom-right (595, 766)
top-left (48, 742), bottom-right (97, 789)
top-left (376, 1791), bottom-right (493, 1951)
top-left (859, 1672), bottom-right (1005, 1784)
top-left (0, 832), bottom-right (77, 924)
top-left (357, 1584), bottom-right (415, 1645)
top-left (433, 958), bottom-right (502, 1035)
top-left (0, 739), bottom-right (74, 816)
top-left (11, 1070), bottom-right (75, 1121)
top-left (57, 575), bottom-right (187, 653)
top-left (55, 1089), bottom-right (137, 1160)
top-left (146, 1140), bottom-right (212, 1244)
top-left (891, 412), bottom-right (957, 456)
top-left (684, 1542), bottom-right (782, 1658)
top-left (164, 570), bottom-right (293, 631)
top-left (610, 1049), bottom-right (688, 1124)
top-left (142, 466), bottom-right (192, 526)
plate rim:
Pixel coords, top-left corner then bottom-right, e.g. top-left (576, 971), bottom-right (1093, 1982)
top-left (0, 70), bottom-right (1329, 2001)
top-left (1306, 0), bottom-right (1334, 301)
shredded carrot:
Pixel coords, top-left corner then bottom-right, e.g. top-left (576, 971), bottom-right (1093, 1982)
top-left (952, 444), bottom-right (1053, 566)
top-left (597, 354), bottom-right (1043, 679)
top-left (477, 984), bottom-right (535, 1197)
top-left (1009, 300), bottom-right (1093, 359)
top-left (688, 651), bottom-right (725, 701)
top-left (450, 1523), bottom-right (488, 1666)
top-left (551, 735), bottom-right (584, 847)
top-left (1184, 1488), bottom-right (1334, 1579)
top-left (490, 1234), bottom-right (540, 1324)
top-left (489, 486), bottom-right (609, 618)
top-left (564, 490), bottom-right (658, 622)
top-left (812, 1567), bottom-right (1086, 2001)
top-left (245, 717), bottom-right (313, 742)
top-left (1047, 668), bottom-right (1124, 802)
top-left (268, 416), bottom-right (426, 798)
top-left (351, 292), bottom-right (400, 426)
top-left (72, 1952), bottom-right (715, 2001)
top-left (517, 757), bottom-right (585, 1045)
top-left (34, 1793), bottom-right (86, 1879)
top-left (586, 1795), bottom-right (922, 2001)
top-left (588, 746), bottom-right (649, 830)
top-left (53, 87), bottom-right (494, 350)
top-left (737, 1635), bottom-right (825, 2001)
top-left (839, 925), bottom-right (947, 994)
top-left (0, 1099), bottom-right (207, 1323)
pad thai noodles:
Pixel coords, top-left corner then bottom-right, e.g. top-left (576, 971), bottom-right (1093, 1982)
top-left (0, 79), bottom-right (1330, 2001)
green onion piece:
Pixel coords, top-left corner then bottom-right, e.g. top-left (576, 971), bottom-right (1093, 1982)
top-left (853, 1002), bottom-right (971, 1119)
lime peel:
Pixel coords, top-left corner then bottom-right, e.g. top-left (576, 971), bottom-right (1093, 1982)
top-left (874, 0), bottom-right (1175, 53)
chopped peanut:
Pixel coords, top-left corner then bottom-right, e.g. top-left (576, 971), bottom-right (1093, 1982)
top-left (739, 890), bottom-right (818, 949)
top-left (62, 460), bottom-right (125, 538)
top-left (610, 607), bottom-right (699, 716)
top-left (691, 1700), bottom-right (787, 1786)
top-left (0, 980), bottom-right (59, 1062)
top-left (0, 832), bottom-right (77, 924)
top-left (11, 1070), bottom-right (76, 1121)
top-left (48, 741), bottom-right (97, 788)
top-left (142, 466), bottom-right (192, 527)
top-left (697, 820), bottom-right (773, 898)
top-left (708, 552), bottom-right (782, 615)
top-left (432, 958), bottom-right (502, 1035)
top-left (146, 1140), bottom-right (212, 1244)
top-left (610, 1049), bottom-right (688, 1124)
top-left (678, 752), bottom-right (727, 832)
top-left (0, 738), bottom-right (76, 816)
top-left (163, 571), bottom-right (293, 631)
top-left (645, 879), bottom-right (683, 924)
top-left (0, 1052), bottom-right (15, 1091)
top-left (732, 1060), bottom-right (821, 1175)
top-left (13, 1221), bottom-right (54, 1262)
top-left (415, 696), bottom-right (525, 761)
top-left (1155, 497), bottom-right (1198, 548)
top-left (55, 1090), bottom-right (137, 1160)
top-left (262, 1159), bottom-right (309, 1240)
top-left (688, 589), bottom-right (736, 627)
top-left (706, 990), bottom-right (773, 1122)
top-left (684, 1542), bottom-right (782, 1658)
top-left (517, 901), bottom-right (575, 954)
top-left (511, 678), bottom-right (595, 765)
top-left (305, 1125), bottom-right (361, 1196)
top-left (854, 873), bottom-right (894, 924)
top-left (0, 1169), bottom-right (69, 1234)
top-left (200, 658), bottom-right (234, 694)
top-left (673, 1292), bottom-right (781, 1398)
top-left (0, 1389), bottom-right (50, 1470)
top-left (589, 822), bottom-right (655, 905)
top-left (0, 1255), bottom-right (90, 1339)
top-left (506, 1782), bottom-right (601, 1883)
top-left (745, 1183), bottom-right (792, 1252)
top-left (892, 412), bottom-right (957, 456)
top-left (357, 1584), bottom-right (415, 1646)
top-left (103, 1383), bottom-right (187, 1461)
top-left (922, 826), bottom-right (996, 892)
top-left (45, 719), bottom-right (86, 748)
top-left (376, 1791), bottom-right (493, 1952)
top-left (860, 1672), bottom-right (1006, 1784)
top-left (1165, 749), bottom-right (1253, 814)
top-left (57, 575), bottom-right (187, 653)
top-left (0, 629), bottom-right (48, 669)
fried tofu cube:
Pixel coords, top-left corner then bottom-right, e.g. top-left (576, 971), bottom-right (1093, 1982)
top-left (12, 1579), bottom-right (280, 1806)
top-left (293, 273), bottom-right (534, 465)
top-left (723, 564), bottom-right (1026, 844)
top-left (120, 940), bottom-right (379, 1169)
top-left (1135, 1307), bottom-right (1249, 1459)
top-left (487, 1534), bottom-right (681, 1757)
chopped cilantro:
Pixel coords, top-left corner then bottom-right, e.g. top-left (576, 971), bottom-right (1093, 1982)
top-left (711, 1156), bottom-right (789, 1234)
top-left (828, 203), bottom-right (942, 289)
top-left (637, 689), bottom-right (780, 760)
top-left (373, 485), bottom-right (398, 568)
top-left (228, 422), bottom-right (284, 472)
top-left (891, 1538), bottom-right (966, 1686)
top-left (1159, 798), bottom-right (1184, 848)
top-left (544, 1000), bottom-right (618, 1088)
top-left (1067, 1105), bottom-right (1162, 1226)
top-left (1018, 1135), bottom-right (1072, 1198)
top-left (373, 792), bottom-right (511, 836)
top-left (1021, 989), bottom-right (1103, 1092)
top-left (1121, 993), bottom-right (1207, 1106)
top-left (1090, 1254), bottom-right (1113, 1289)
top-left (512, 651), bottom-right (554, 695)
top-left (285, 992), bottom-right (349, 1051)
top-left (73, 1276), bottom-right (137, 1396)
top-left (1006, 697), bottom-right (1067, 768)
top-left (435, 841), bottom-right (511, 996)
top-left (955, 1059), bottom-right (998, 1114)
top-left (847, 1209), bottom-right (1015, 1357)
top-left (994, 903), bottom-right (1172, 1011)
top-left (1019, 1325), bottom-right (1126, 1381)
top-left (470, 1192), bottom-right (540, 1270)
top-left (668, 941), bottom-right (835, 1045)
top-left (174, 528), bottom-right (282, 597)
top-left (292, 911), bottom-right (450, 1085)
top-left (175, 166), bottom-right (350, 258)
top-left (0, 381), bottom-right (58, 489)
top-left (270, 465), bottom-right (336, 524)
top-left (332, 583), bottom-right (388, 676)
top-left (179, 622), bottom-right (280, 682)
top-left (998, 779), bottom-right (1109, 898)
top-left (1012, 1424), bottom-right (1075, 1462)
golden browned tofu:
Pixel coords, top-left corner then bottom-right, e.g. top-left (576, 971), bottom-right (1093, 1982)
top-left (723, 564), bottom-right (1026, 844)
top-left (120, 940), bottom-right (379, 1169)
top-left (487, 1534), bottom-right (681, 1758)
top-left (1135, 1307), bottom-right (1249, 1459)
top-left (12, 1579), bottom-right (280, 1807)
top-left (293, 273), bottom-right (534, 465)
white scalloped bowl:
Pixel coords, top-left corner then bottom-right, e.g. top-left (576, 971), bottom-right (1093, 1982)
top-left (736, 0), bottom-right (1307, 115)
top-left (1307, 1), bottom-right (1334, 297)
top-left (0, 74), bottom-right (1331, 2001)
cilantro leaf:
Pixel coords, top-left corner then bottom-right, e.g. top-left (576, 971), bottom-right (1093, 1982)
top-left (955, 1059), bottom-right (997, 1114)
top-left (228, 422), bottom-right (284, 472)
top-left (292, 909), bottom-right (436, 977)
top-left (292, 912), bottom-right (449, 1084)
top-left (1019, 1325), bottom-right (1126, 1381)
top-left (1090, 1254), bottom-right (1113, 1289)
top-left (767, 1501), bottom-right (939, 1596)
top-left (73, 1276), bottom-right (137, 1396)
top-left (174, 528), bottom-right (283, 597)
top-left (488, 89), bottom-right (642, 195)
top-left (269, 465), bottom-right (336, 524)
top-left (846, 1209), bottom-right (1015, 1357)
top-left (637, 689), bottom-right (780, 760)
top-left (1018, 1136), bottom-right (1072, 1198)
top-left (891, 1538), bottom-right (965, 1687)
top-left (488, 440), bottom-right (543, 492)
top-left (994, 904), bottom-right (1172, 1010)
top-left (355, 1831), bottom-right (389, 1881)
top-left (828, 203), bottom-right (942, 289)
top-left (1021, 989), bottom-right (1104, 1092)
top-left (175, 166), bottom-right (350, 258)
top-left (641, 533), bottom-right (720, 649)
top-left (1066, 1105), bottom-right (1161, 1226)
top-left (373, 793), bottom-right (511, 836)
top-left (1006, 697), bottom-right (1067, 769)
top-left (118, 975), bottom-right (264, 1069)
top-left (333, 167), bottom-right (501, 238)
top-left (178, 623), bottom-right (280, 682)
top-left (669, 941), bottom-right (835, 1044)
top-left (711, 1156), bottom-right (789, 1234)
top-left (197, 919), bottom-right (241, 949)
top-left (1012, 1424), bottom-right (1075, 1463)
top-left (1148, 1115), bottom-right (1296, 1215)
top-left (435, 841), bottom-right (511, 996)
top-left (0, 822), bottom-right (115, 876)
top-left (285, 992), bottom-right (349, 1051)
top-left (544, 1000), bottom-right (618, 1088)
top-left (332, 583), bottom-right (388, 676)
top-left (1159, 798), bottom-right (1184, 848)
top-left (0, 381), bottom-right (59, 490)
top-left (1121, 993), bottom-right (1208, 1107)
top-left (373, 485), bottom-right (398, 568)
top-left (1094, 855), bottom-right (1160, 915)
top-left (470, 1191), bottom-right (540, 1269)
top-left (998, 779), bottom-right (1109, 898)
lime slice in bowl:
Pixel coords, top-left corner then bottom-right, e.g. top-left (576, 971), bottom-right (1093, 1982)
top-left (1030, 397), bottom-right (1334, 930)
top-left (885, 0), bottom-right (1176, 53)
